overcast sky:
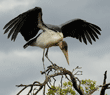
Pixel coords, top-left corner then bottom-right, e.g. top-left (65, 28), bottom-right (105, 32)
top-left (0, 0), bottom-right (110, 95)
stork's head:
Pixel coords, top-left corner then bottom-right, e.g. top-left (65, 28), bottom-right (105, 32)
top-left (58, 41), bottom-right (69, 65)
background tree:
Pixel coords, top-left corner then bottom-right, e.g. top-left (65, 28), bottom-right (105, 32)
top-left (47, 79), bottom-right (99, 95)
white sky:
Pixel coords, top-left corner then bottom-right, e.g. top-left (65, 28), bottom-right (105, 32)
top-left (0, 0), bottom-right (110, 95)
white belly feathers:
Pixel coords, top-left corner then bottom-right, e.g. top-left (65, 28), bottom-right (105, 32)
top-left (36, 31), bottom-right (63, 48)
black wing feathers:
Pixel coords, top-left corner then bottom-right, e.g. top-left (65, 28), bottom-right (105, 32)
top-left (3, 7), bottom-right (42, 41)
top-left (60, 19), bottom-right (101, 44)
top-left (4, 7), bottom-right (101, 45)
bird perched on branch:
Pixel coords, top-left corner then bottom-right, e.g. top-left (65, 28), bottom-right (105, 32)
top-left (3, 7), bottom-right (101, 65)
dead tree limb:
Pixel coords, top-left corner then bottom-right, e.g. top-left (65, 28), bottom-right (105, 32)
top-left (16, 64), bottom-right (84, 95)
top-left (100, 71), bottom-right (108, 95)
top-left (16, 65), bottom-right (110, 95)
top-left (100, 71), bottom-right (110, 95)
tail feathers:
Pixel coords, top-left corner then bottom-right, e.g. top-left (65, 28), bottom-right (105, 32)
top-left (23, 38), bottom-right (36, 49)
top-left (23, 33), bottom-right (42, 49)
top-left (23, 43), bottom-right (29, 49)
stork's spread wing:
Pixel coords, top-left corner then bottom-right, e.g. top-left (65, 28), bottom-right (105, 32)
top-left (60, 19), bottom-right (101, 44)
top-left (3, 7), bottom-right (43, 41)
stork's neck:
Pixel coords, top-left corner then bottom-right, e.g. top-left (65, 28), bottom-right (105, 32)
top-left (37, 12), bottom-right (48, 31)
top-left (38, 23), bottom-right (48, 31)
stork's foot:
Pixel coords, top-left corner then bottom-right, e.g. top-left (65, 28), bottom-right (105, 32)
top-left (47, 63), bottom-right (63, 74)
top-left (47, 63), bottom-right (60, 71)
top-left (47, 63), bottom-right (57, 68)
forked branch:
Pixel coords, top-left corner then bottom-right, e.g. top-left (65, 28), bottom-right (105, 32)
top-left (16, 64), bottom-right (84, 95)
top-left (16, 65), bottom-right (110, 95)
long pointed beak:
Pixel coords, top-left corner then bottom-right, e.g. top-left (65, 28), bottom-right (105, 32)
top-left (59, 41), bottom-right (69, 65)
top-left (62, 49), bottom-right (69, 65)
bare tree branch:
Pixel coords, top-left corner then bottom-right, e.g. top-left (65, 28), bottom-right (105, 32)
top-left (16, 65), bottom-right (110, 95)
top-left (16, 64), bottom-right (84, 95)
top-left (100, 71), bottom-right (110, 95)
top-left (63, 68), bottom-right (84, 95)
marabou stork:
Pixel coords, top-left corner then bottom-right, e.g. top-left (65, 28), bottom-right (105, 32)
top-left (3, 7), bottom-right (101, 65)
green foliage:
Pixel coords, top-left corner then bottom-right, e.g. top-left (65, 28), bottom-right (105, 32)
top-left (47, 81), bottom-right (76, 95)
top-left (47, 79), bottom-right (98, 95)
top-left (81, 79), bottom-right (97, 94)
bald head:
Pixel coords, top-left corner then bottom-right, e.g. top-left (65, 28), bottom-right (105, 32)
top-left (58, 41), bottom-right (69, 65)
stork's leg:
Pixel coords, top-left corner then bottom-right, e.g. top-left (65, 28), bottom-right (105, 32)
top-left (42, 49), bottom-right (45, 63)
top-left (45, 48), bottom-right (54, 65)
top-left (42, 49), bottom-right (47, 77)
